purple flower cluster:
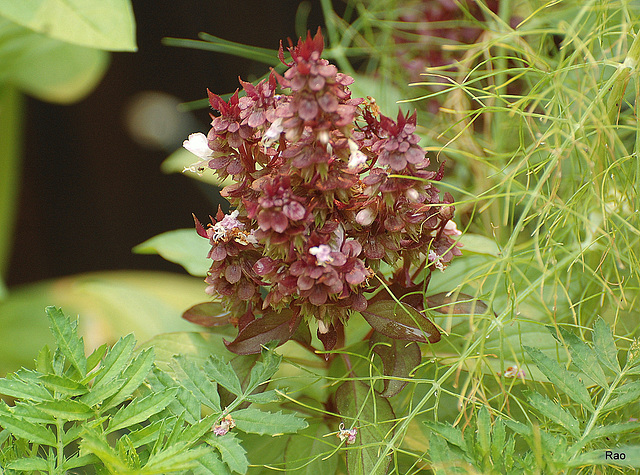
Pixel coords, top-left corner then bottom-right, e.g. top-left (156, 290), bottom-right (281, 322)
top-left (186, 29), bottom-right (461, 351)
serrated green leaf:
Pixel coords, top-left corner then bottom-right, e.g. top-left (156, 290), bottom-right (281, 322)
top-left (553, 326), bottom-right (608, 388)
top-left (6, 457), bottom-right (49, 471)
top-left (147, 366), bottom-right (200, 423)
top-left (335, 380), bottom-right (395, 475)
top-left (194, 451), bottom-right (232, 475)
top-left (38, 374), bottom-right (88, 397)
top-left (428, 431), bottom-right (458, 475)
top-left (127, 419), bottom-right (164, 448)
top-left (245, 347), bottom-right (282, 395)
top-left (0, 374), bottom-right (52, 401)
top-left (144, 442), bottom-right (210, 473)
top-left (172, 354), bottom-right (221, 412)
top-left (0, 0), bottom-right (137, 51)
top-left (476, 406), bottom-right (491, 457)
top-left (205, 432), bottom-right (248, 474)
top-left (204, 354), bottom-right (243, 396)
top-left (589, 422), bottom-right (640, 442)
top-left (35, 345), bottom-right (53, 374)
top-left (80, 377), bottom-right (126, 408)
top-left (80, 427), bottom-right (128, 472)
top-left (46, 306), bottom-right (87, 377)
top-left (133, 229), bottom-right (211, 277)
top-left (283, 422), bottom-right (339, 475)
top-left (36, 399), bottom-right (93, 421)
top-left (603, 382), bottom-right (640, 413)
top-left (9, 401), bottom-right (55, 424)
top-left (86, 343), bottom-right (108, 372)
top-left (0, 414), bottom-right (56, 445)
top-left (92, 333), bottom-right (136, 386)
top-left (492, 420), bottom-right (506, 471)
top-left (423, 421), bottom-right (466, 450)
top-left (524, 346), bottom-right (594, 411)
top-left (61, 453), bottom-right (101, 471)
top-left (107, 387), bottom-right (178, 433)
top-left (102, 347), bottom-right (154, 411)
top-left (232, 408), bottom-right (308, 436)
top-left (526, 391), bottom-right (581, 438)
top-left (243, 389), bottom-right (281, 404)
top-left (594, 318), bottom-right (620, 373)
top-left (181, 413), bottom-right (220, 445)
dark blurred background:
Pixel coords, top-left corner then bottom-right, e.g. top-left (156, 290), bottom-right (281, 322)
top-left (7, 0), bottom-right (332, 286)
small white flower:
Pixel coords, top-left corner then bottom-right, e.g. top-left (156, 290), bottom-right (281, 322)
top-left (262, 118), bottom-right (283, 147)
top-left (443, 220), bottom-right (462, 236)
top-left (183, 132), bottom-right (213, 159)
top-left (317, 320), bottom-right (330, 334)
top-left (337, 423), bottom-right (357, 445)
top-left (347, 139), bottom-right (367, 170)
top-left (211, 210), bottom-right (244, 242)
top-left (309, 244), bottom-right (333, 266)
top-left (427, 250), bottom-right (445, 272)
top-left (355, 206), bottom-right (377, 226)
top-left (502, 365), bottom-right (526, 379)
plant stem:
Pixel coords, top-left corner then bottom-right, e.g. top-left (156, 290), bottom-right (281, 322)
top-left (0, 86), bottom-right (24, 290)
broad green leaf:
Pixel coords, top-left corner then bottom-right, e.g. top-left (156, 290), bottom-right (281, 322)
top-left (133, 229), bottom-right (211, 277)
top-left (552, 325), bottom-right (608, 388)
top-left (6, 457), bottom-right (49, 471)
top-left (46, 306), bottom-right (87, 376)
top-left (335, 380), bottom-right (395, 475)
top-left (454, 234), bottom-right (501, 256)
top-left (107, 387), bottom-right (178, 433)
top-left (183, 302), bottom-right (234, 328)
top-left (232, 407), bottom-right (308, 435)
top-left (0, 0), bottom-right (136, 51)
top-left (35, 399), bottom-right (93, 421)
top-left (361, 299), bottom-right (440, 343)
top-left (101, 347), bottom-right (155, 411)
top-left (423, 421), bottom-right (466, 450)
top-left (224, 309), bottom-right (300, 355)
top-left (526, 391), bottom-right (581, 438)
top-left (195, 451), bottom-right (232, 475)
top-left (172, 354), bottom-right (221, 412)
top-left (603, 382), bottom-right (640, 413)
top-left (593, 318), bottom-right (620, 373)
top-left (0, 374), bottom-right (52, 401)
top-left (204, 354), bottom-right (243, 396)
top-left (0, 19), bottom-right (109, 103)
top-left (205, 432), bottom-right (248, 474)
top-left (144, 442), bottom-right (211, 473)
top-left (283, 422), bottom-right (339, 475)
top-left (524, 346), bottom-right (594, 411)
top-left (570, 446), bottom-right (640, 468)
top-left (0, 271), bottom-right (202, 375)
top-left (370, 331), bottom-right (421, 397)
top-left (38, 374), bottom-right (87, 397)
top-left (161, 147), bottom-right (233, 187)
top-left (428, 430), bottom-right (468, 475)
top-left (0, 414), bottom-right (56, 445)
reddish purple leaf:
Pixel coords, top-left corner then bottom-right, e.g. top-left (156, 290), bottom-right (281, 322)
top-left (224, 309), bottom-right (299, 355)
top-left (361, 299), bottom-right (440, 343)
top-left (369, 331), bottom-right (421, 397)
top-left (182, 302), bottom-right (233, 328)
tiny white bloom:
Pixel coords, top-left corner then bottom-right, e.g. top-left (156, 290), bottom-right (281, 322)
top-left (317, 320), bottom-right (329, 334)
top-left (309, 244), bottom-right (333, 266)
top-left (262, 118), bottom-right (283, 147)
top-left (211, 210), bottom-right (244, 242)
top-left (443, 220), bottom-right (462, 236)
top-left (347, 139), bottom-right (367, 170)
top-left (183, 132), bottom-right (213, 160)
top-left (427, 250), bottom-right (445, 272)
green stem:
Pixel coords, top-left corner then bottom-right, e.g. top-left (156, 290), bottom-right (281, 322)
top-left (0, 86), bottom-right (24, 291)
top-left (55, 418), bottom-right (64, 473)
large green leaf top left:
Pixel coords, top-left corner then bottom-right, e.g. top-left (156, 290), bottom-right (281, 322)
top-left (0, 0), bottom-right (136, 51)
